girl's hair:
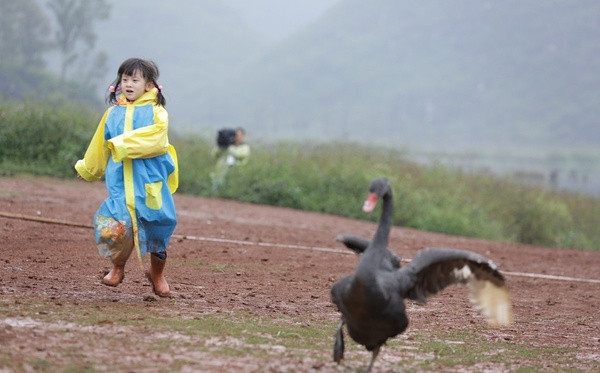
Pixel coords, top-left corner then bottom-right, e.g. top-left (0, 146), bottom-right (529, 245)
top-left (106, 58), bottom-right (166, 106)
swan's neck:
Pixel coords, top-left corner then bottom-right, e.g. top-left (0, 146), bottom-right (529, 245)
top-left (372, 191), bottom-right (392, 249)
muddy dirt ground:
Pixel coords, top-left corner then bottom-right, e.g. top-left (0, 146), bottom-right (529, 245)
top-left (1, 176), bottom-right (598, 372)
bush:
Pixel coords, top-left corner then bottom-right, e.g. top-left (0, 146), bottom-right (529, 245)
top-left (2, 105), bottom-right (599, 251)
top-left (398, 188), bottom-right (506, 240)
top-left (0, 101), bottom-right (97, 177)
top-left (215, 142), bottom-right (370, 213)
top-left (168, 137), bottom-right (600, 250)
top-left (174, 133), bottom-right (214, 195)
top-left (513, 194), bottom-right (577, 247)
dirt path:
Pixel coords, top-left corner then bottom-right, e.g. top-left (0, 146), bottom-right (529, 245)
top-left (1, 176), bottom-right (598, 372)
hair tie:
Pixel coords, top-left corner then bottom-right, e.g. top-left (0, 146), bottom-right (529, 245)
top-left (109, 85), bottom-right (115, 93)
top-left (158, 85), bottom-right (163, 90)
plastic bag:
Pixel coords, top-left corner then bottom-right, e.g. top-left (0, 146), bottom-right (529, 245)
top-left (94, 199), bottom-right (134, 265)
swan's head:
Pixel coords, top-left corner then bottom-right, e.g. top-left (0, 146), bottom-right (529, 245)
top-left (362, 178), bottom-right (391, 213)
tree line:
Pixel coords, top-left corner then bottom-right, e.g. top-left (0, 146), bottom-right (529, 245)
top-left (0, 0), bottom-right (109, 97)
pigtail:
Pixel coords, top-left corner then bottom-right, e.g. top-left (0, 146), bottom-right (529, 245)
top-left (105, 77), bottom-right (121, 105)
top-left (147, 60), bottom-right (166, 107)
top-left (154, 81), bottom-right (166, 107)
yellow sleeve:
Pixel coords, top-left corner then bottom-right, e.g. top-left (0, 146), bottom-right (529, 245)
top-left (167, 144), bottom-right (179, 194)
top-left (74, 109), bottom-right (111, 181)
top-left (107, 106), bottom-right (170, 162)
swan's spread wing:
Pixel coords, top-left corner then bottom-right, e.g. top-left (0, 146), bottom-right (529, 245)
top-left (335, 234), bottom-right (371, 254)
top-left (397, 248), bottom-right (513, 327)
top-left (336, 234), bottom-right (402, 269)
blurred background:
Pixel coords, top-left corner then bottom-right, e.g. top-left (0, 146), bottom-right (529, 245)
top-left (2, 0), bottom-right (599, 195)
top-left (2, 0), bottom-right (600, 249)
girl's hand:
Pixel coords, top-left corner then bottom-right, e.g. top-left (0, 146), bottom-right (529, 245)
top-left (74, 165), bottom-right (83, 180)
top-left (72, 161), bottom-right (83, 180)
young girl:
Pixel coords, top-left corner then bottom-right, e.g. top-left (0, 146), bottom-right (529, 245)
top-left (75, 58), bottom-right (178, 297)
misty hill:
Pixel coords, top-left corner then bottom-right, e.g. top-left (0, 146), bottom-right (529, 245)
top-left (25, 0), bottom-right (600, 156)
top-left (94, 0), bottom-right (267, 126)
top-left (223, 0), bottom-right (340, 41)
top-left (199, 0), bottom-right (600, 154)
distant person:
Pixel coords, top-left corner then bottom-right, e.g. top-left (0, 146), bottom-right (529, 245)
top-left (74, 58), bottom-right (178, 297)
top-left (210, 127), bottom-right (250, 191)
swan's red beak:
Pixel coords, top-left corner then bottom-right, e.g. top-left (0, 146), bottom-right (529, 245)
top-left (362, 193), bottom-right (378, 213)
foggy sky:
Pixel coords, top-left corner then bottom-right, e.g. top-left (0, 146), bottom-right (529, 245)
top-left (223, 0), bottom-right (340, 40)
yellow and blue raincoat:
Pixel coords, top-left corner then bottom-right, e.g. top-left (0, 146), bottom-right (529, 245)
top-left (75, 88), bottom-right (178, 264)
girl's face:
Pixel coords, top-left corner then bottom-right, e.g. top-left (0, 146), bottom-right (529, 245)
top-left (120, 69), bottom-right (153, 102)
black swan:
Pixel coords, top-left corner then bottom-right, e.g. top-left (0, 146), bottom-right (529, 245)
top-left (330, 178), bottom-right (513, 372)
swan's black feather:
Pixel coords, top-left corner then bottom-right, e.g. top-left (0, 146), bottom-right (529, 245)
top-left (330, 178), bottom-right (513, 372)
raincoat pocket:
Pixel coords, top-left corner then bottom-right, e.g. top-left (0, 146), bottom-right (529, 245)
top-left (145, 181), bottom-right (163, 210)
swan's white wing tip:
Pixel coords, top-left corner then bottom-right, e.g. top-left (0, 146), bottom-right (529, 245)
top-left (469, 278), bottom-right (514, 327)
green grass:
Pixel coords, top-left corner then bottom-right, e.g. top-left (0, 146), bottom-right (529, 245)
top-left (2, 297), bottom-right (598, 372)
top-left (2, 100), bottom-right (600, 250)
top-left (176, 136), bottom-right (600, 250)
top-left (408, 329), bottom-right (580, 372)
